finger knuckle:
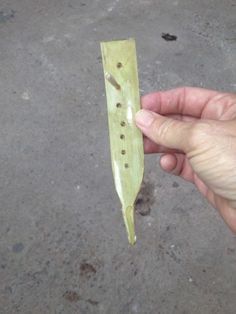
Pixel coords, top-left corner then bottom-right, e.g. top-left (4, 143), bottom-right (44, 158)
top-left (156, 119), bottom-right (175, 140)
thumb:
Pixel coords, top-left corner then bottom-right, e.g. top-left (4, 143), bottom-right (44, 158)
top-left (135, 109), bottom-right (193, 152)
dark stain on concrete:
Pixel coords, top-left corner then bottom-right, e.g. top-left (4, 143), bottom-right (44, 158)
top-left (87, 299), bottom-right (99, 305)
top-left (227, 247), bottom-right (235, 254)
top-left (4, 286), bottom-right (12, 294)
top-left (172, 181), bottom-right (179, 188)
top-left (135, 181), bottom-right (155, 216)
top-left (161, 33), bottom-right (177, 41)
top-left (166, 250), bottom-right (181, 264)
top-left (0, 9), bottom-right (15, 23)
top-left (97, 56), bottom-right (102, 63)
top-left (63, 290), bottom-right (80, 302)
top-left (12, 242), bottom-right (24, 253)
top-left (80, 262), bottom-right (97, 277)
top-left (172, 206), bottom-right (186, 214)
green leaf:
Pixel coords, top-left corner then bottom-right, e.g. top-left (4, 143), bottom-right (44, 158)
top-left (101, 39), bottom-right (144, 245)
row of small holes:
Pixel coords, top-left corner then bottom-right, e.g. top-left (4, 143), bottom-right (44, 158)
top-left (121, 124), bottom-right (128, 167)
top-left (117, 62), bottom-right (128, 168)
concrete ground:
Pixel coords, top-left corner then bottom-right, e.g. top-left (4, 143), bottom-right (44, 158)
top-left (0, 0), bottom-right (236, 313)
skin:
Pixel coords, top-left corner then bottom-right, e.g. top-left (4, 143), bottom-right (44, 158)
top-left (135, 87), bottom-right (236, 233)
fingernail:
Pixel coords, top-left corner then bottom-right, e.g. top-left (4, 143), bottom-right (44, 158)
top-left (135, 110), bottom-right (155, 127)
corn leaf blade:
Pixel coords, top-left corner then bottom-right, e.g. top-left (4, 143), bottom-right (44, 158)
top-left (101, 39), bottom-right (144, 245)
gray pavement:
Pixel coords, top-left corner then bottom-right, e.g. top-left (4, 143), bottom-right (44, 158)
top-left (0, 0), bottom-right (236, 313)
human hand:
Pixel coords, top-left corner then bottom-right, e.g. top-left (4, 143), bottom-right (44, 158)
top-left (135, 87), bottom-right (236, 233)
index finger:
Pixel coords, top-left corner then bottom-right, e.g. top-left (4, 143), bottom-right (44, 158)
top-left (142, 87), bottom-right (220, 117)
